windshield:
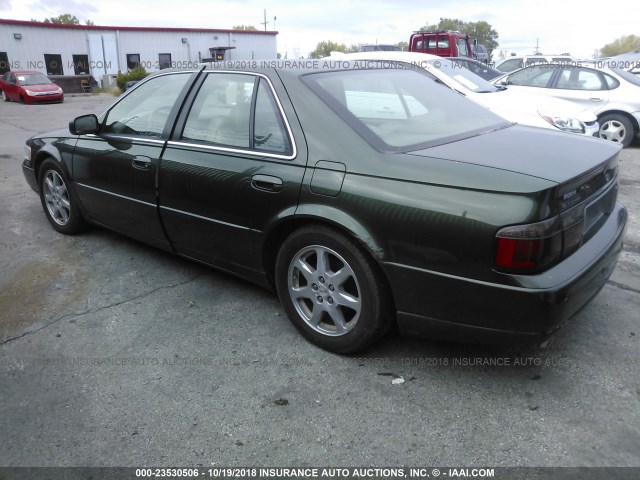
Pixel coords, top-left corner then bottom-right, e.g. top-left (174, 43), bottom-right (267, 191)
top-left (303, 66), bottom-right (507, 152)
top-left (17, 74), bottom-right (53, 86)
top-left (425, 59), bottom-right (498, 93)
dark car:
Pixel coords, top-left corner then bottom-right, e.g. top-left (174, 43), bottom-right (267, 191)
top-left (22, 63), bottom-right (627, 353)
top-left (472, 44), bottom-right (490, 64)
top-left (1, 71), bottom-right (64, 104)
top-left (449, 57), bottom-right (503, 81)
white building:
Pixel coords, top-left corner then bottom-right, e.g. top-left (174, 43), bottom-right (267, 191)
top-left (0, 18), bottom-right (278, 79)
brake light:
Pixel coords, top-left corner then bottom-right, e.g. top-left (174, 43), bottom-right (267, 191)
top-left (495, 217), bottom-right (563, 272)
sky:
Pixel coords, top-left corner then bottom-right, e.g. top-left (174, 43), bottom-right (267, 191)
top-left (1, 0), bottom-right (639, 59)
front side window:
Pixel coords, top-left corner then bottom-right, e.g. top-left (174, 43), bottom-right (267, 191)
top-left (304, 67), bottom-right (507, 152)
top-left (507, 66), bottom-right (555, 87)
top-left (457, 38), bottom-right (469, 56)
top-left (181, 73), bottom-right (292, 155)
top-left (101, 73), bottom-right (190, 138)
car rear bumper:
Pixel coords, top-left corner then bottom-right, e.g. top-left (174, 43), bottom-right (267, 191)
top-left (387, 202), bottom-right (628, 345)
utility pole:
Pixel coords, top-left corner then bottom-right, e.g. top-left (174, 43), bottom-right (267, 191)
top-left (260, 9), bottom-right (269, 31)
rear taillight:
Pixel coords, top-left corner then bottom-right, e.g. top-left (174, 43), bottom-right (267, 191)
top-left (495, 217), bottom-right (564, 272)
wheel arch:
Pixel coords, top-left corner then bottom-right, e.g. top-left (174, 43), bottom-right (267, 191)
top-left (262, 206), bottom-right (391, 295)
top-left (598, 109), bottom-right (639, 133)
top-left (33, 146), bottom-right (70, 184)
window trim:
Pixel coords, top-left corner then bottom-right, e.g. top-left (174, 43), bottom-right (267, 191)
top-left (169, 71), bottom-right (298, 161)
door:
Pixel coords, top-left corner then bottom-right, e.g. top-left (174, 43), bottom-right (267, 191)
top-left (550, 66), bottom-right (611, 113)
top-left (158, 71), bottom-right (306, 279)
top-left (72, 71), bottom-right (193, 249)
top-left (2, 72), bottom-right (18, 100)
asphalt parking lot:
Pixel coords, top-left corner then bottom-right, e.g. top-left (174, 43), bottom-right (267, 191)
top-left (1, 95), bottom-right (639, 471)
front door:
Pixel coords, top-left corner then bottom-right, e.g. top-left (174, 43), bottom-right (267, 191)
top-left (72, 71), bottom-right (194, 249)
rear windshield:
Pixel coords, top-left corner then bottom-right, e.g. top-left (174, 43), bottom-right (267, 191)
top-left (612, 68), bottom-right (640, 86)
top-left (303, 66), bottom-right (508, 152)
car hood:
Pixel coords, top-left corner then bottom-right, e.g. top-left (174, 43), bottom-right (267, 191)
top-left (468, 88), bottom-right (597, 125)
top-left (404, 125), bottom-right (620, 185)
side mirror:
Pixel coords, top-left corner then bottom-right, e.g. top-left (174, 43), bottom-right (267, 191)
top-left (69, 114), bottom-right (99, 135)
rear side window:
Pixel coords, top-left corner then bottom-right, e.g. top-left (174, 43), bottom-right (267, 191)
top-left (181, 73), bottom-right (293, 155)
top-left (556, 67), bottom-right (606, 90)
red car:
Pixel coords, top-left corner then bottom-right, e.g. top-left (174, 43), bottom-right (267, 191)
top-left (1, 71), bottom-right (64, 104)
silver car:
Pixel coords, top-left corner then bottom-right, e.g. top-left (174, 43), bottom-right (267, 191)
top-left (493, 63), bottom-right (640, 147)
top-left (331, 51), bottom-right (599, 137)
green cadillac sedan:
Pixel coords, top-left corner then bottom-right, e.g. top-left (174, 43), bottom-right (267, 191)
top-left (22, 61), bottom-right (627, 353)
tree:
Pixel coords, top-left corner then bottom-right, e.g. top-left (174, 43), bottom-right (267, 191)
top-left (600, 35), bottom-right (640, 56)
top-left (418, 17), bottom-right (499, 59)
top-left (310, 40), bottom-right (347, 58)
top-left (44, 14), bottom-right (80, 24)
top-left (233, 25), bottom-right (258, 31)
top-left (33, 14), bottom-right (95, 25)
top-left (396, 41), bottom-right (408, 51)
top-left (464, 21), bottom-right (499, 58)
top-left (419, 18), bottom-right (465, 32)
top-left (346, 44), bottom-right (361, 53)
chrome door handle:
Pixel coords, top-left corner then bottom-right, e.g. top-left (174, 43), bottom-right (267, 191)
top-left (251, 174), bottom-right (283, 192)
top-left (132, 156), bottom-right (152, 170)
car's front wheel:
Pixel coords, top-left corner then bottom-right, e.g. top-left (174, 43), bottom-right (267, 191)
top-left (599, 113), bottom-right (634, 148)
top-left (38, 159), bottom-right (87, 235)
top-left (275, 225), bottom-right (392, 353)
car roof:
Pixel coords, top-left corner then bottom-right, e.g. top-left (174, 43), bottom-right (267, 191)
top-left (329, 51), bottom-right (441, 62)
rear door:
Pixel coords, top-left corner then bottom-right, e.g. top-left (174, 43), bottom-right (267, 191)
top-left (549, 66), bottom-right (611, 113)
top-left (158, 70), bottom-right (307, 279)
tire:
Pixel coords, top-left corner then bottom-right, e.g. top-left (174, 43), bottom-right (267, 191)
top-left (38, 159), bottom-right (87, 235)
top-left (275, 225), bottom-right (393, 354)
top-left (599, 113), bottom-right (634, 148)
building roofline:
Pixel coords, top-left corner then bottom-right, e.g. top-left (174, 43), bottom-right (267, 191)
top-left (0, 18), bottom-right (278, 35)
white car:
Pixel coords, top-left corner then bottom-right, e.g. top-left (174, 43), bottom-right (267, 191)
top-left (330, 51), bottom-right (599, 137)
top-left (494, 55), bottom-right (577, 73)
top-left (492, 63), bottom-right (640, 147)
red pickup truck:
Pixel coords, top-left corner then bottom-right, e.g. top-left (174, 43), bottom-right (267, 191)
top-left (409, 31), bottom-right (474, 59)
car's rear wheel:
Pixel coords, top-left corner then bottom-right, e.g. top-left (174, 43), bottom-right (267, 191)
top-left (275, 225), bottom-right (392, 353)
top-left (599, 113), bottom-right (634, 148)
top-left (38, 159), bottom-right (86, 235)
